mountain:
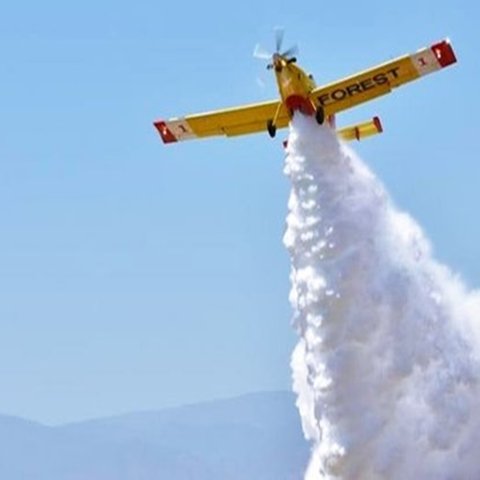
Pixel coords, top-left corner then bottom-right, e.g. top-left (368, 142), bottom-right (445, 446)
top-left (0, 391), bottom-right (308, 479)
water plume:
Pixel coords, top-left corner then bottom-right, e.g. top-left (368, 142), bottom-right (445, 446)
top-left (284, 114), bottom-right (480, 479)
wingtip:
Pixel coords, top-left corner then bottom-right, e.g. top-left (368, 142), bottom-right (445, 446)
top-left (431, 39), bottom-right (457, 68)
top-left (153, 121), bottom-right (178, 144)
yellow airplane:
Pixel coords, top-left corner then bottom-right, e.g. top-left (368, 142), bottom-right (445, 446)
top-left (154, 34), bottom-right (456, 144)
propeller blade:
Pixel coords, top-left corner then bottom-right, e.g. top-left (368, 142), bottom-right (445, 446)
top-left (282, 44), bottom-right (299, 58)
top-left (274, 27), bottom-right (284, 53)
top-left (256, 76), bottom-right (266, 88)
top-left (253, 44), bottom-right (272, 60)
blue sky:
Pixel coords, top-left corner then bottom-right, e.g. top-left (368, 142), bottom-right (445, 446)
top-left (1, 0), bottom-right (478, 424)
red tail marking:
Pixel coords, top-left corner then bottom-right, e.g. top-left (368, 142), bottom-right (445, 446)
top-left (373, 116), bottom-right (383, 133)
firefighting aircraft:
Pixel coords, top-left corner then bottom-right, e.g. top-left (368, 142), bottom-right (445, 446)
top-left (154, 32), bottom-right (456, 144)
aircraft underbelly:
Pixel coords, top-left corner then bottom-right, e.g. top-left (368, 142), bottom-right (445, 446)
top-left (285, 94), bottom-right (315, 115)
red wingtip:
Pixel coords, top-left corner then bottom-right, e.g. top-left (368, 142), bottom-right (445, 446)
top-left (431, 40), bottom-right (457, 68)
top-left (153, 121), bottom-right (178, 144)
top-left (373, 116), bottom-right (383, 133)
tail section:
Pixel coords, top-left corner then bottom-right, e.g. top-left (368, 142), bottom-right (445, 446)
top-left (337, 116), bottom-right (383, 141)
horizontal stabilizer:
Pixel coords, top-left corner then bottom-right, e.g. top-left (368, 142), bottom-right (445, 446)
top-left (337, 116), bottom-right (383, 141)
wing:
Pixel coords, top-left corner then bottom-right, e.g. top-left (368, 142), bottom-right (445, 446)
top-left (154, 100), bottom-right (290, 144)
top-left (309, 40), bottom-right (456, 116)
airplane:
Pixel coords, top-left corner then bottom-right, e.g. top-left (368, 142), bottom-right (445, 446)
top-left (153, 32), bottom-right (456, 145)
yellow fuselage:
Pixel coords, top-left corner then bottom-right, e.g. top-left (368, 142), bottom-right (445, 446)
top-left (273, 58), bottom-right (317, 115)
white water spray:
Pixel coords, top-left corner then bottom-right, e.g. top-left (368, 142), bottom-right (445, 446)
top-left (284, 115), bottom-right (480, 479)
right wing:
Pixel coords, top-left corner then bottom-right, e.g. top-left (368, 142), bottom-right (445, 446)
top-left (154, 100), bottom-right (290, 144)
top-left (309, 40), bottom-right (456, 116)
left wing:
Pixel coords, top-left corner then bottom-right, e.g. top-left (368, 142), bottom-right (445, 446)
top-left (154, 100), bottom-right (290, 144)
top-left (309, 39), bottom-right (457, 116)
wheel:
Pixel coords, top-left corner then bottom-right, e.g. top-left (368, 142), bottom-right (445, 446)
top-left (267, 119), bottom-right (277, 138)
top-left (315, 106), bottom-right (325, 125)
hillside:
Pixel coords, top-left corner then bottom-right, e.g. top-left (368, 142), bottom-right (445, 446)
top-left (0, 391), bottom-right (308, 479)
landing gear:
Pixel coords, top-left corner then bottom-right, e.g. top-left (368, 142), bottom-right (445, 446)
top-left (315, 106), bottom-right (325, 125)
top-left (267, 119), bottom-right (277, 138)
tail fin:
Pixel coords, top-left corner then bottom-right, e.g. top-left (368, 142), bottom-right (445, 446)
top-left (337, 116), bottom-right (383, 141)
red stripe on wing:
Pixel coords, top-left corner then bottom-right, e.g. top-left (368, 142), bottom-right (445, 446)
top-left (431, 40), bottom-right (457, 68)
top-left (153, 121), bottom-right (178, 143)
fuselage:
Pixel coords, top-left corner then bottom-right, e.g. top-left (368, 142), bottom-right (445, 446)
top-left (273, 57), bottom-right (317, 116)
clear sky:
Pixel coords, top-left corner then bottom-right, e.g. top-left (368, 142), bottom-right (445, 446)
top-left (1, 0), bottom-right (478, 425)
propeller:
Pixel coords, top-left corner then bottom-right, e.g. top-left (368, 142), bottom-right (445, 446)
top-left (253, 44), bottom-right (272, 61)
top-left (253, 28), bottom-right (299, 69)
top-left (275, 27), bottom-right (284, 53)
